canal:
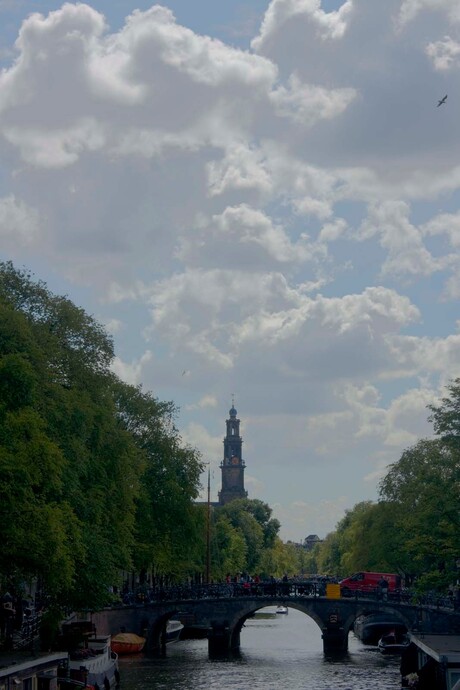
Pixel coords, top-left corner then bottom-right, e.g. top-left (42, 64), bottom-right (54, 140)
top-left (118, 607), bottom-right (402, 689)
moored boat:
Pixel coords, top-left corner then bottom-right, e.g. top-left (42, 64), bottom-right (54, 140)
top-left (402, 633), bottom-right (460, 689)
top-left (64, 634), bottom-right (119, 689)
top-left (111, 632), bottom-right (145, 655)
top-left (166, 619), bottom-right (184, 643)
top-left (276, 606), bottom-right (288, 614)
top-left (378, 631), bottom-right (410, 655)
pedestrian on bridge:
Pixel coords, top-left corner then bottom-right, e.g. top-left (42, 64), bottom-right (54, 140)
top-left (378, 577), bottom-right (389, 601)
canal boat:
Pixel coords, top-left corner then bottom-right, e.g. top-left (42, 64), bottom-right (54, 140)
top-left (276, 606), bottom-right (288, 614)
top-left (165, 619), bottom-right (184, 643)
top-left (65, 634), bottom-right (119, 689)
top-left (110, 632), bottom-right (145, 655)
top-left (0, 651), bottom-right (68, 690)
top-left (402, 633), bottom-right (460, 689)
top-left (378, 631), bottom-right (410, 654)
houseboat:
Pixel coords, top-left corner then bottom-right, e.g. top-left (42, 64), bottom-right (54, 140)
top-left (0, 652), bottom-right (68, 690)
top-left (67, 634), bottom-right (118, 690)
top-left (56, 629), bottom-right (119, 690)
top-left (401, 633), bottom-right (460, 689)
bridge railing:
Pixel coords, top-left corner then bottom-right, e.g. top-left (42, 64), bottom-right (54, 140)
top-left (117, 581), bottom-right (456, 611)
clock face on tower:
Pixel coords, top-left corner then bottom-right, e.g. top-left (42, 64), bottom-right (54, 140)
top-left (231, 456), bottom-right (239, 465)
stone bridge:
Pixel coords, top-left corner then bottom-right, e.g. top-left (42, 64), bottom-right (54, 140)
top-left (91, 592), bottom-right (460, 656)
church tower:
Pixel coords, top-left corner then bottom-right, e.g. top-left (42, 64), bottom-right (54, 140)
top-left (218, 403), bottom-right (248, 506)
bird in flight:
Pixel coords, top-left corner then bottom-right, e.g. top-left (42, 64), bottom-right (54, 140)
top-left (437, 94), bottom-right (447, 107)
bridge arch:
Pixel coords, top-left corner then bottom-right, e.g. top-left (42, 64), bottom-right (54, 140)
top-left (145, 608), bottom-right (182, 653)
top-left (206, 598), bottom-right (354, 655)
top-left (228, 601), bottom-right (326, 652)
top-left (340, 602), bottom-right (412, 641)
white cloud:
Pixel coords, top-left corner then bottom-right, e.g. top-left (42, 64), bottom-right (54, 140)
top-left (186, 395), bottom-right (218, 411)
top-left (103, 317), bottom-right (123, 335)
top-left (176, 204), bottom-right (323, 270)
top-left (207, 144), bottom-right (273, 198)
top-left (0, 194), bottom-right (39, 246)
top-left (269, 73), bottom-right (356, 125)
top-left (398, 0), bottom-right (460, 28)
top-left (4, 119), bottom-right (106, 168)
top-left (356, 201), bottom-right (447, 279)
top-left (252, 0), bottom-right (354, 53)
top-left (426, 35), bottom-right (460, 70)
top-left (111, 349), bottom-right (153, 385)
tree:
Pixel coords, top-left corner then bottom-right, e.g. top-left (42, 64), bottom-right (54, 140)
top-left (0, 262), bottom-right (203, 608)
top-left (111, 380), bottom-right (204, 582)
top-left (429, 379), bottom-right (460, 443)
top-left (379, 438), bottom-right (460, 588)
top-left (219, 499), bottom-right (280, 574)
top-left (258, 538), bottom-right (298, 578)
top-left (316, 531), bottom-right (342, 576)
top-left (210, 513), bottom-right (247, 580)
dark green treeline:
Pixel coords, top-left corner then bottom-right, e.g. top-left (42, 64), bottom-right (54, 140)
top-left (0, 262), bottom-right (206, 610)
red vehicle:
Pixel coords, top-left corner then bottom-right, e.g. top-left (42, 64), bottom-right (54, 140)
top-left (339, 571), bottom-right (401, 597)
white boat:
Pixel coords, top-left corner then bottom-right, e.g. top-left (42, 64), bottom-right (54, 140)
top-left (65, 634), bottom-right (119, 689)
top-left (165, 619), bottom-right (184, 644)
top-left (378, 632), bottom-right (410, 655)
top-left (276, 606), bottom-right (288, 614)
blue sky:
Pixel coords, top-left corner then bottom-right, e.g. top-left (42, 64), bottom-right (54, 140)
top-left (1, 0), bottom-right (460, 541)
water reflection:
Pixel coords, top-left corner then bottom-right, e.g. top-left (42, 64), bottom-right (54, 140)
top-left (119, 607), bottom-right (402, 690)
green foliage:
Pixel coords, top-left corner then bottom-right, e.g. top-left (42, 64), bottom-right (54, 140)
top-left (209, 513), bottom-right (247, 580)
top-left (258, 538), bottom-right (299, 578)
top-left (379, 438), bottom-right (460, 586)
top-left (429, 379), bottom-right (460, 443)
top-left (217, 498), bottom-right (281, 574)
top-left (0, 262), bottom-right (203, 608)
top-left (316, 531), bottom-right (343, 576)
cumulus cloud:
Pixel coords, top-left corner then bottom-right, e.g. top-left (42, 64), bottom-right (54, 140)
top-left (426, 35), bottom-right (460, 70)
top-left (111, 350), bottom-right (153, 385)
top-left (356, 201), bottom-right (447, 279)
top-left (252, 0), bottom-right (354, 53)
top-left (176, 204), bottom-right (323, 270)
top-left (398, 0), bottom-right (460, 28)
top-left (269, 73), bottom-right (356, 125)
top-left (0, 194), bottom-right (39, 247)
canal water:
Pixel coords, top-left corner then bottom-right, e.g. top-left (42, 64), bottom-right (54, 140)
top-left (118, 607), bottom-right (402, 689)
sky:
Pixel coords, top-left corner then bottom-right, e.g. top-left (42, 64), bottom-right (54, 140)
top-left (1, 0), bottom-right (460, 542)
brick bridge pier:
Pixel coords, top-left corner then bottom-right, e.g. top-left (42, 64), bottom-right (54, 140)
top-left (90, 594), bottom-right (460, 656)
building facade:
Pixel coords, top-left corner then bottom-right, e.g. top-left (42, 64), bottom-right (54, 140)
top-left (218, 404), bottom-right (247, 506)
